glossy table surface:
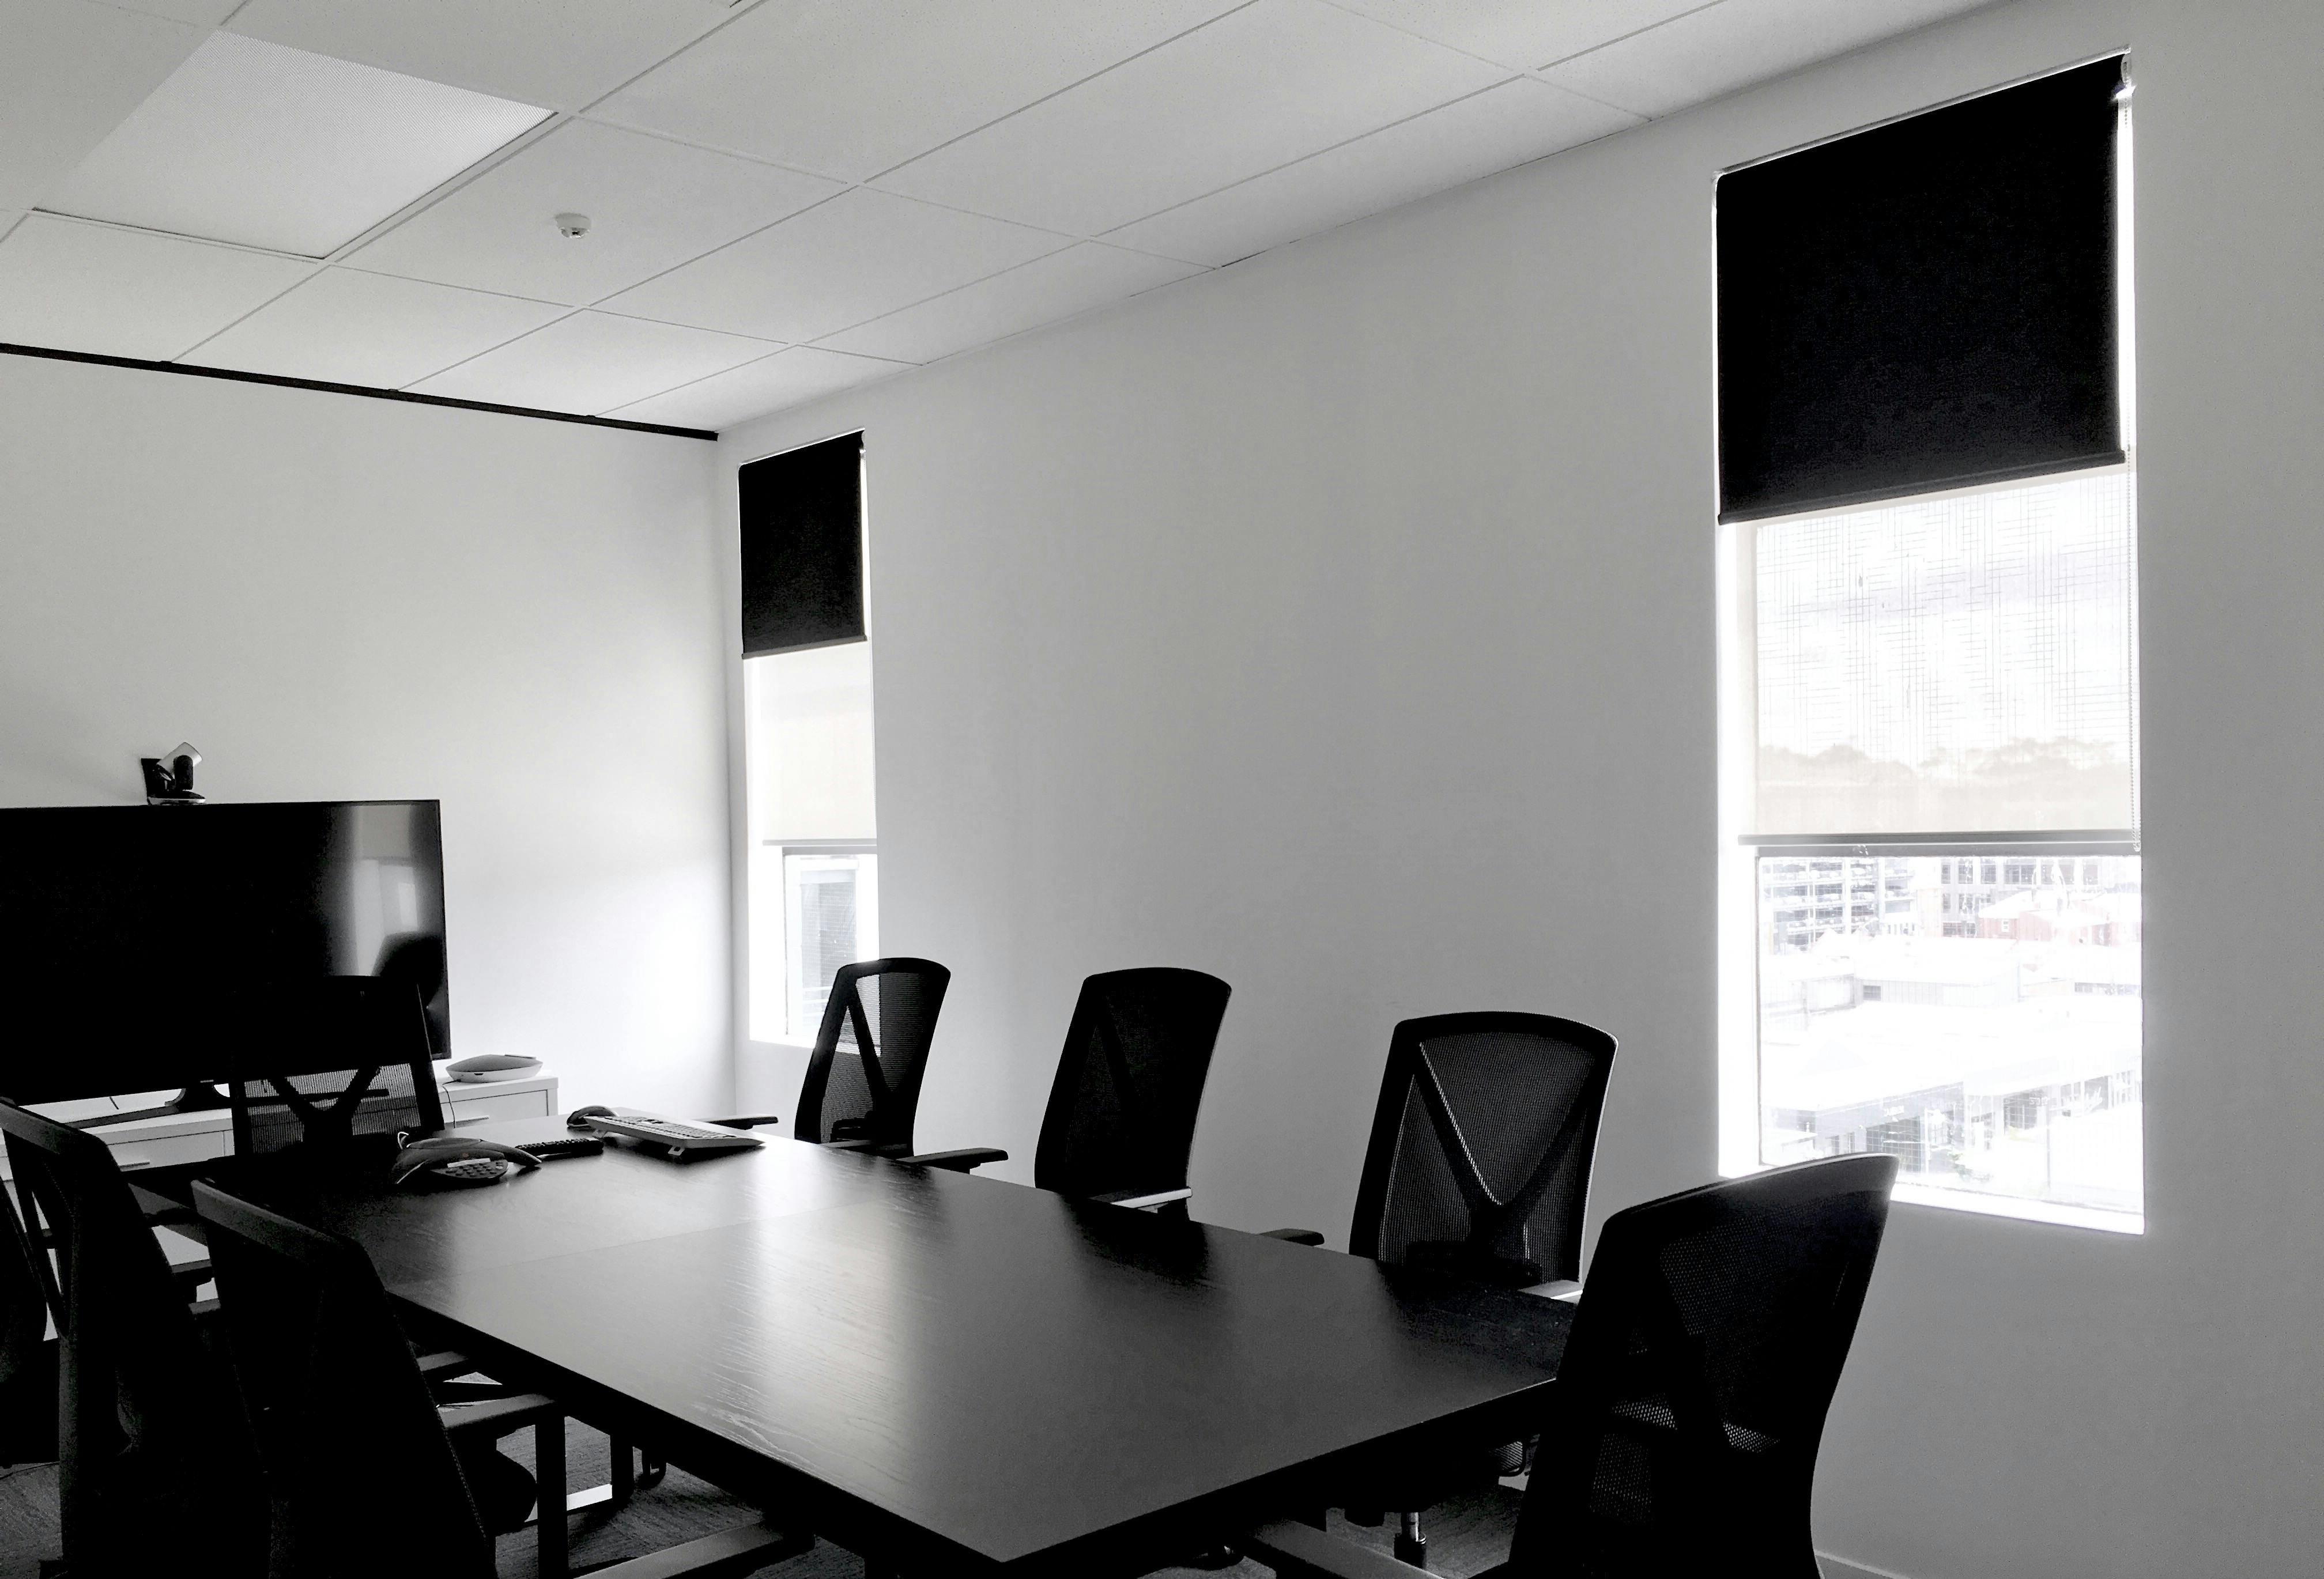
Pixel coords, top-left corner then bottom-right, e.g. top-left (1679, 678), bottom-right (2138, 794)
top-left (256, 1115), bottom-right (1572, 1577)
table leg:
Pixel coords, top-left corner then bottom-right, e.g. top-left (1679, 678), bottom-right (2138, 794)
top-left (537, 1414), bottom-right (569, 1578)
top-left (609, 1436), bottom-right (637, 1508)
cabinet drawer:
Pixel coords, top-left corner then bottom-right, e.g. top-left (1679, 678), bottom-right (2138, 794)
top-left (0, 1125), bottom-right (228, 1181)
top-left (444, 1089), bottom-right (551, 1126)
top-left (108, 1130), bottom-right (232, 1173)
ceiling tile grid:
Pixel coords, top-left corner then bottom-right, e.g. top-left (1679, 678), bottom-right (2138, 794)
top-left (606, 346), bottom-right (915, 430)
top-left (224, 0), bottom-right (743, 114)
top-left (179, 268), bottom-right (568, 390)
top-left (1320, 0), bottom-right (1717, 73)
top-left (3, 0), bottom-right (2014, 428)
top-left (592, 0), bottom-right (1250, 184)
top-left (0, 0), bottom-right (202, 214)
top-left (1537, 0), bottom-right (1999, 118)
top-left (867, 0), bottom-right (1512, 235)
top-left (39, 31), bottom-right (552, 258)
top-left (406, 309), bottom-right (779, 416)
top-left (820, 242), bottom-right (1205, 364)
top-left (0, 213), bottom-right (314, 361)
top-left (1106, 78), bottom-right (1642, 267)
top-left (348, 120), bottom-right (844, 307)
top-left (601, 187), bottom-right (1072, 345)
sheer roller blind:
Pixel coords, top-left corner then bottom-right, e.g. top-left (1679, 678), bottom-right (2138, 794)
top-left (1749, 467), bottom-right (2137, 838)
top-left (1718, 56), bottom-right (2126, 523)
top-left (740, 432), bottom-right (865, 658)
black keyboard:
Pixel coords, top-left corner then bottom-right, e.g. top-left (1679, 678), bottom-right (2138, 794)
top-left (519, 1136), bottom-right (604, 1162)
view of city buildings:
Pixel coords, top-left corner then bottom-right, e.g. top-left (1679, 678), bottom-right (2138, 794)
top-left (1745, 469), bottom-right (2143, 1221)
top-left (1757, 851), bottom-right (2142, 1217)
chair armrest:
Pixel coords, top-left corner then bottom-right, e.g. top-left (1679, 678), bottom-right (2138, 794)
top-left (1241, 1519), bottom-right (1432, 1579)
top-left (437, 1392), bottom-right (561, 1440)
top-left (704, 1115), bottom-right (781, 1131)
top-left (592, 1518), bottom-right (810, 1578)
top-left (1259, 1228), bottom-right (1327, 1246)
top-left (1089, 1187), bottom-right (1193, 1211)
top-left (900, 1147), bottom-right (1009, 1173)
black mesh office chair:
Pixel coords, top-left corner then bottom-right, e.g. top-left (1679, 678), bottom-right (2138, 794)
top-left (714, 958), bottom-right (952, 1155)
top-left (228, 976), bottom-right (448, 1164)
top-left (1243, 1154), bottom-right (1901, 1579)
top-left (1263, 1012), bottom-right (1617, 1562)
top-left (1353, 1012), bottom-right (1617, 1285)
top-left (0, 1098), bottom-right (265, 1574)
top-left (910, 967), bottom-right (1232, 1213)
top-left (191, 1179), bottom-right (806, 1579)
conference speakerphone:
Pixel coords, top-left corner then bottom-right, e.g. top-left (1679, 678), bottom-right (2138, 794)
top-left (575, 1111), bottom-right (765, 1158)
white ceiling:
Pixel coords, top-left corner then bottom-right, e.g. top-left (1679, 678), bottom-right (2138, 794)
top-left (40, 31), bottom-right (551, 256)
top-left (1, 0), bottom-right (1999, 433)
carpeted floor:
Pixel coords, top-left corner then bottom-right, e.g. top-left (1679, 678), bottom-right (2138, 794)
top-left (0, 1422), bottom-right (1525, 1578)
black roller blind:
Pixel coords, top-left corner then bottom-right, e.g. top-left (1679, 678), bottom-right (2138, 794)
top-left (1718, 56), bottom-right (2126, 523)
top-left (740, 432), bottom-right (865, 657)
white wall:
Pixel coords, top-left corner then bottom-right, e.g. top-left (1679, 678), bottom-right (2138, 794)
top-left (0, 357), bottom-right (731, 1113)
top-left (720, 1), bottom-right (2324, 1574)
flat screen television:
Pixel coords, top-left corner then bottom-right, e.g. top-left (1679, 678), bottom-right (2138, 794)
top-left (0, 800), bottom-right (449, 1105)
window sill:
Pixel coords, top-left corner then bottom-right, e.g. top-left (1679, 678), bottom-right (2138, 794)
top-left (1721, 1166), bottom-right (2142, 1235)
top-left (1891, 1181), bottom-right (2142, 1235)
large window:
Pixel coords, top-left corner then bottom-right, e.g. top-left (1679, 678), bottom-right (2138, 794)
top-left (738, 430), bottom-right (877, 1048)
top-left (745, 634), bottom-right (878, 1045)
top-left (1716, 62), bottom-right (2139, 1231)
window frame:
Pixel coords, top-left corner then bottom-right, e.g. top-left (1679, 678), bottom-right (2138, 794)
top-left (1715, 74), bottom-right (2139, 1235)
top-left (772, 838), bottom-right (880, 1045)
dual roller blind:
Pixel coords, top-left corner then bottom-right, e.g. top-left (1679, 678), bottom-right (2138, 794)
top-left (740, 432), bottom-right (866, 658)
top-left (1720, 57), bottom-right (2134, 840)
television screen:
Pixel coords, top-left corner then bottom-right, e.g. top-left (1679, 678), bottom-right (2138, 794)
top-left (0, 800), bottom-right (449, 1104)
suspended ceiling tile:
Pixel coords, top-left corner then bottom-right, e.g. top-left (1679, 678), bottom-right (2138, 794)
top-left (406, 309), bottom-right (776, 415)
top-left (606, 346), bottom-right (910, 430)
top-left (0, 214), bottom-right (314, 361)
top-left (1326, 0), bottom-right (1712, 71)
top-left (602, 188), bottom-right (1066, 345)
top-left (0, 0), bottom-right (203, 213)
top-left (350, 120), bottom-right (842, 307)
top-left (181, 269), bottom-right (566, 390)
top-left (227, 0), bottom-right (740, 112)
top-left (871, 0), bottom-right (1508, 236)
top-left (1107, 78), bottom-right (1640, 266)
top-left (594, 0), bottom-right (1243, 184)
top-left (821, 243), bottom-right (1203, 365)
top-left (106, 0), bottom-right (242, 24)
top-left (1538, 0), bottom-right (1998, 118)
top-left (39, 32), bottom-right (549, 258)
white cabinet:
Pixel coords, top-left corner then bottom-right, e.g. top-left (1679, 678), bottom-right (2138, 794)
top-left (3, 1073), bottom-right (559, 1181)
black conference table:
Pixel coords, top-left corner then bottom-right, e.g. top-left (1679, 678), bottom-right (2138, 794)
top-left (227, 1114), bottom-right (1573, 1577)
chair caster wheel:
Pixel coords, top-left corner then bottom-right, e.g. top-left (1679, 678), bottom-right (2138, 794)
top-left (1395, 1512), bottom-right (1427, 1567)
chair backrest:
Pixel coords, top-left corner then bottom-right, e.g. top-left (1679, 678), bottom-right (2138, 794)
top-left (1032, 968), bottom-right (1231, 1203)
top-left (0, 1174), bottom-right (57, 1465)
top-left (230, 976), bottom-right (446, 1159)
top-left (192, 1179), bottom-right (497, 1579)
top-left (1349, 1012), bottom-right (1617, 1288)
top-left (0, 1099), bottom-right (261, 1570)
top-left (794, 957), bottom-right (952, 1149)
top-left (1508, 1154), bottom-right (1899, 1577)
